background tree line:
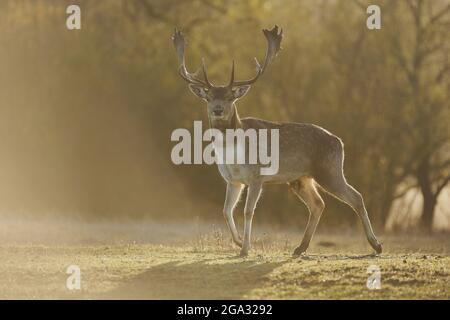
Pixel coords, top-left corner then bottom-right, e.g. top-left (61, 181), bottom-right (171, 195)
top-left (0, 0), bottom-right (448, 232)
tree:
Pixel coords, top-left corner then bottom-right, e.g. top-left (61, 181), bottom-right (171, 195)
top-left (389, 0), bottom-right (450, 231)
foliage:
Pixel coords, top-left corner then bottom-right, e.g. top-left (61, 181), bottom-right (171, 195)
top-left (0, 0), bottom-right (448, 230)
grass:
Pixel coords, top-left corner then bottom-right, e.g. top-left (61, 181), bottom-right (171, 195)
top-left (0, 218), bottom-right (448, 299)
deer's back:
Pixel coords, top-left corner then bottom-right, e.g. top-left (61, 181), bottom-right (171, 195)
top-left (241, 117), bottom-right (344, 182)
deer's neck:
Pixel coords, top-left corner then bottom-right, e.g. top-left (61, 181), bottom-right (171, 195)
top-left (209, 103), bottom-right (242, 133)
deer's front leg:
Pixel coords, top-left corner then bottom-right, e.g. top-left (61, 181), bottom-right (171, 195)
top-left (223, 183), bottom-right (244, 248)
top-left (240, 182), bottom-right (263, 256)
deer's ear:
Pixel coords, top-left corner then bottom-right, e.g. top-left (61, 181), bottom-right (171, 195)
top-left (188, 84), bottom-right (208, 100)
top-left (232, 85), bottom-right (251, 99)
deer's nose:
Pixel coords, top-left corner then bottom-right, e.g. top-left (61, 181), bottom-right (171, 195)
top-left (213, 107), bottom-right (223, 116)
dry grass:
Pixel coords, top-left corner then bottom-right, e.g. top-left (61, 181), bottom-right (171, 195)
top-left (0, 217), bottom-right (448, 299)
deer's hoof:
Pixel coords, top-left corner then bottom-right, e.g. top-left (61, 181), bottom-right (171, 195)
top-left (292, 245), bottom-right (307, 257)
top-left (373, 242), bottom-right (383, 254)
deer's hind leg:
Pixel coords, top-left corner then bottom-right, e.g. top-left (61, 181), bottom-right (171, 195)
top-left (315, 170), bottom-right (382, 254)
top-left (290, 177), bottom-right (325, 256)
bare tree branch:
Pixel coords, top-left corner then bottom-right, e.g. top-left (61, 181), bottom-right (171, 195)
top-left (139, 0), bottom-right (175, 25)
top-left (435, 174), bottom-right (450, 196)
top-left (393, 183), bottom-right (419, 200)
top-left (351, 0), bottom-right (367, 11)
top-left (427, 3), bottom-right (450, 27)
top-left (435, 62), bottom-right (450, 83)
top-left (199, 0), bottom-right (228, 14)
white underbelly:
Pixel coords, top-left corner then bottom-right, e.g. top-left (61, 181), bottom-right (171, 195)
top-left (217, 163), bottom-right (253, 183)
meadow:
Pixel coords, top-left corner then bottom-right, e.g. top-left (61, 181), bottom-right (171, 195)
top-left (0, 218), bottom-right (448, 299)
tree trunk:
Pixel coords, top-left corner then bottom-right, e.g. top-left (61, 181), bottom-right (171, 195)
top-left (417, 159), bottom-right (437, 232)
top-left (421, 192), bottom-right (436, 232)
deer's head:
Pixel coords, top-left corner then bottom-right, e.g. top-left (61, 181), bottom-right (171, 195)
top-left (172, 26), bottom-right (283, 123)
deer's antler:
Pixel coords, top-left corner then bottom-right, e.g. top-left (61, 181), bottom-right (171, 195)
top-left (229, 25), bottom-right (283, 87)
top-left (172, 28), bottom-right (213, 87)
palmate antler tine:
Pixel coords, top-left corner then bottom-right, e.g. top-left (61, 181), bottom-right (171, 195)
top-left (260, 25), bottom-right (283, 71)
top-left (202, 58), bottom-right (214, 87)
top-left (172, 28), bottom-right (185, 65)
top-left (178, 67), bottom-right (205, 86)
top-left (172, 28), bottom-right (211, 87)
top-left (228, 60), bottom-right (235, 87)
top-left (230, 25), bottom-right (283, 87)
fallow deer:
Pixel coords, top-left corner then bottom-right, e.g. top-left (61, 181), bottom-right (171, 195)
top-left (172, 26), bottom-right (382, 256)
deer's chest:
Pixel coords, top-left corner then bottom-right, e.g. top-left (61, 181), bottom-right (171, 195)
top-left (214, 140), bottom-right (255, 183)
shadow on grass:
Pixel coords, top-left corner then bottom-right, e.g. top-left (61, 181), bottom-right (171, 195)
top-left (295, 253), bottom-right (382, 261)
top-left (99, 259), bottom-right (284, 299)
